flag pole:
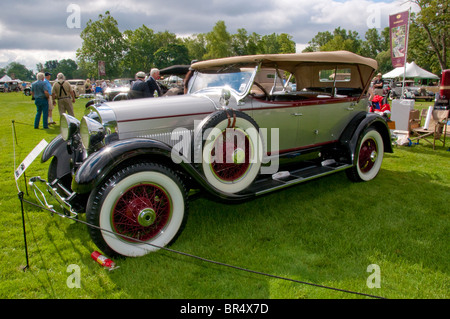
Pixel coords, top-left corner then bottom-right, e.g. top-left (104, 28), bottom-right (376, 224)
top-left (400, 6), bottom-right (412, 99)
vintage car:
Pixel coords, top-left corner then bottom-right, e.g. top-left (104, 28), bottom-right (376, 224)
top-left (66, 79), bottom-right (86, 98)
top-left (30, 51), bottom-right (392, 258)
top-left (103, 78), bottom-right (134, 101)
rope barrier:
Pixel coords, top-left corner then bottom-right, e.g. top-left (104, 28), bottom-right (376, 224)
top-left (12, 120), bottom-right (386, 299)
top-left (19, 196), bottom-right (387, 299)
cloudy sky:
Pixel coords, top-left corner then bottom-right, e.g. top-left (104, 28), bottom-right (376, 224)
top-left (0, 0), bottom-right (418, 73)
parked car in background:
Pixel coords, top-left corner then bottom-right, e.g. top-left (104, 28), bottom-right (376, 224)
top-left (434, 69), bottom-right (450, 109)
top-left (104, 78), bottom-right (133, 101)
top-left (67, 79), bottom-right (86, 98)
top-left (30, 51), bottom-right (392, 258)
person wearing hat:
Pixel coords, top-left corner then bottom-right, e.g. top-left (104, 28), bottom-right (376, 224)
top-left (44, 72), bottom-right (56, 124)
top-left (130, 71), bottom-right (151, 99)
top-left (373, 73), bottom-right (385, 96)
top-left (52, 73), bottom-right (76, 119)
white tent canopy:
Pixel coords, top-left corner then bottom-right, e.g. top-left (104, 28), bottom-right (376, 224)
top-left (382, 62), bottom-right (439, 79)
top-left (0, 75), bottom-right (13, 82)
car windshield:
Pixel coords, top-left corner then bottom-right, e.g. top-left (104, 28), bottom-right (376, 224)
top-left (189, 65), bottom-right (255, 96)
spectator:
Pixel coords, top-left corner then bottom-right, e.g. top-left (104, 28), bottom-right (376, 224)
top-left (85, 79), bottom-right (92, 94)
top-left (373, 73), bottom-right (384, 96)
top-left (52, 73), bottom-right (75, 119)
top-left (130, 71), bottom-right (151, 99)
top-left (44, 72), bottom-right (55, 124)
top-left (31, 72), bottom-right (50, 129)
top-left (146, 68), bottom-right (162, 97)
top-left (95, 80), bottom-right (103, 94)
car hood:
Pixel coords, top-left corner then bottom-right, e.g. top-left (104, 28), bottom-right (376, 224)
top-left (104, 94), bottom-right (218, 139)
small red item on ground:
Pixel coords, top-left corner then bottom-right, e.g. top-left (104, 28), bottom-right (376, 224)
top-left (91, 251), bottom-right (119, 270)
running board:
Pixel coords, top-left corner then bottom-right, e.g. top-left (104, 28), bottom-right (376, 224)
top-left (242, 161), bottom-right (352, 196)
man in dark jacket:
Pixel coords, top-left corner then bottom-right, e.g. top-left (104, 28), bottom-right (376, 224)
top-left (146, 68), bottom-right (162, 97)
top-left (130, 71), bottom-right (151, 99)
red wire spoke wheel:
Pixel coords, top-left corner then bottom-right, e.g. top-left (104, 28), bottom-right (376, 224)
top-left (86, 163), bottom-right (187, 257)
top-left (112, 183), bottom-right (171, 242)
top-left (346, 128), bottom-right (384, 182)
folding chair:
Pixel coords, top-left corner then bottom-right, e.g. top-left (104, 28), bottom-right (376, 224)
top-left (410, 109), bottom-right (449, 150)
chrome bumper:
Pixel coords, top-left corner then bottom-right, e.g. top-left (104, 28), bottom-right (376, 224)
top-left (28, 176), bottom-right (78, 218)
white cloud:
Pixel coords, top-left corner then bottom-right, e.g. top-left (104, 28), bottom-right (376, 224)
top-left (0, 0), bottom-right (420, 72)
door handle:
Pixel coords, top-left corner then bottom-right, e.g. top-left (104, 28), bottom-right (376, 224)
top-left (291, 113), bottom-right (303, 116)
top-left (346, 107), bottom-right (354, 111)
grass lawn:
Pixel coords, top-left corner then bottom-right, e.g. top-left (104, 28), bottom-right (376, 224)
top-left (0, 92), bottom-right (448, 300)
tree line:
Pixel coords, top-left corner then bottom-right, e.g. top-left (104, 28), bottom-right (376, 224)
top-left (1, 0), bottom-right (447, 81)
top-left (75, 12), bottom-right (297, 79)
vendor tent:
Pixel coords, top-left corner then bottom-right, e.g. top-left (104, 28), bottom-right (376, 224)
top-left (0, 75), bottom-right (13, 82)
top-left (382, 62), bottom-right (439, 79)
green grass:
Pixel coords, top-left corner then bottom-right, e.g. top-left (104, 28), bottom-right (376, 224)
top-left (0, 92), bottom-right (448, 299)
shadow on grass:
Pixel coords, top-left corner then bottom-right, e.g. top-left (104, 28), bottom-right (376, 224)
top-left (41, 168), bottom-right (445, 299)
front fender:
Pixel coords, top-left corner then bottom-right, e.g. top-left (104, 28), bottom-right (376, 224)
top-left (72, 138), bottom-right (179, 194)
top-left (340, 112), bottom-right (393, 163)
top-left (41, 135), bottom-right (72, 178)
top-left (72, 137), bottom-right (256, 202)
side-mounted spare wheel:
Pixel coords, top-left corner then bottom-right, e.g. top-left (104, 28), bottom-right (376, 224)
top-left (346, 127), bottom-right (384, 182)
top-left (195, 110), bottom-right (263, 194)
top-left (86, 162), bottom-right (188, 257)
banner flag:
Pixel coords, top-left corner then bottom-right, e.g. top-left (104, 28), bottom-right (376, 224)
top-left (98, 61), bottom-right (106, 77)
top-left (389, 10), bottom-right (410, 68)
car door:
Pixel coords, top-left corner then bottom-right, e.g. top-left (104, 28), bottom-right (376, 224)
top-left (249, 99), bottom-right (303, 155)
top-left (314, 98), bottom-right (361, 145)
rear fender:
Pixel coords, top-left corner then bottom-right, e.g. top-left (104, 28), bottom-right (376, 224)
top-left (340, 112), bottom-right (393, 164)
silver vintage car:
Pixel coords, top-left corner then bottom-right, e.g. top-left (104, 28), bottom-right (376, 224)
top-left (31, 51), bottom-right (392, 257)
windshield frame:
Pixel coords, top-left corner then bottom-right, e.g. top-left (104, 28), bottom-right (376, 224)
top-left (188, 63), bottom-right (259, 100)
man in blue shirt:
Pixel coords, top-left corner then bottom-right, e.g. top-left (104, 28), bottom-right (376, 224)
top-left (31, 72), bottom-right (50, 129)
top-left (44, 72), bottom-right (55, 124)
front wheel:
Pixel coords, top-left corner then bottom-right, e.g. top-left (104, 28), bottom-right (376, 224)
top-left (86, 162), bottom-right (188, 257)
top-left (346, 128), bottom-right (384, 182)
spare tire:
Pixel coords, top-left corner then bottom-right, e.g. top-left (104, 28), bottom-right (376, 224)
top-left (194, 110), bottom-right (263, 194)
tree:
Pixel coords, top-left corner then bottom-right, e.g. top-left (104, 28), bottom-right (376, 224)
top-left (183, 34), bottom-right (207, 62)
top-left (3, 62), bottom-right (34, 81)
top-left (412, 0), bottom-right (449, 71)
top-left (154, 44), bottom-right (190, 69)
top-left (361, 28), bottom-right (384, 59)
top-left (204, 21), bottom-right (232, 59)
top-left (303, 31), bottom-right (333, 52)
top-left (76, 11), bottom-right (125, 78)
top-left (123, 25), bottom-right (157, 75)
top-left (303, 28), bottom-right (361, 54)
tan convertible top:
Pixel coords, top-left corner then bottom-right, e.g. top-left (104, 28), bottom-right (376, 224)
top-left (191, 51), bottom-right (378, 71)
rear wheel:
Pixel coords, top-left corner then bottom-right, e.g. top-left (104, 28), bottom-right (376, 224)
top-left (346, 128), bottom-right (384, 182)
top-left (86, 162), bottom-right (187, 257)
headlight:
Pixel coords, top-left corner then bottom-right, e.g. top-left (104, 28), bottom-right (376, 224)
top-left (60, 113), bottom-right (80, 141)
top-left (80, 116), bottom-right (105, 150)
